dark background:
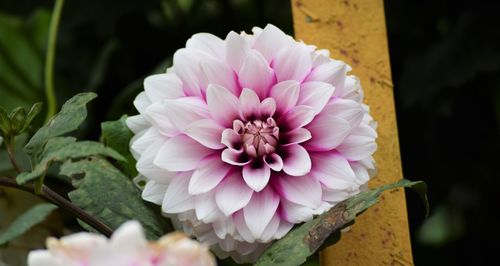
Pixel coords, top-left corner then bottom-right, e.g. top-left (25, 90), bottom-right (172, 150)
top-left (0, 0), bottom-right (499, 265)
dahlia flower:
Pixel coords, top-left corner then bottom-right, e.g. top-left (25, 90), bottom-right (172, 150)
top-left (27, 221), bottom-right (215, 266)
top-left (127, 24), bottom-right (377, 262)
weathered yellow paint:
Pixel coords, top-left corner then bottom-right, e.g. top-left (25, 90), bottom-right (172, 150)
top-left (291, 0), bottom-right (414, 265)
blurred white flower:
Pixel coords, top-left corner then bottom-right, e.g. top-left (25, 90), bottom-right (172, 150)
top-left (27, 221), bottom-right (215, 266)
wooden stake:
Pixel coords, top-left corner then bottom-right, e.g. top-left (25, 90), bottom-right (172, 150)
top-left (291, 0), bottom-right (414, 265)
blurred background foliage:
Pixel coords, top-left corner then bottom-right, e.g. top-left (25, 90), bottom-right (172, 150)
top-left (0, 0), bottom-right (498, 265)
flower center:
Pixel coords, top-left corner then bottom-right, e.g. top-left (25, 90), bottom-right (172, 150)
top-left (234, 118), bottom-right (279, 158)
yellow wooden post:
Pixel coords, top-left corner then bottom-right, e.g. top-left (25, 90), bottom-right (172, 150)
top-left (291, 0), bottom-right (414, 265)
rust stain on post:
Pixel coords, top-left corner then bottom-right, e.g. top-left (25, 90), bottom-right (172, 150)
top-left (291, 0), bottom-right (414, 265)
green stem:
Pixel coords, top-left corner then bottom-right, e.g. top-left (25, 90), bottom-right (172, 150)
top-left (44, 0), bottom-right (65, 123)
top-left (6, 136), bottom-right (22, 174)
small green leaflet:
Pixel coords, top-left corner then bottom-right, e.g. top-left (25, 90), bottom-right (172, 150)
top-left (254, 179), bottom-right (428, 266)
top-left (0, 102), bottom-right (42, 139)
top-left (24, 93), bottom-right (97, 160)
top-left (61, 157), bottom-right (171, 239)
top-left (101, 115), bottom-right (137, 177)
top-left (0, 203), bottom-right (57, 245)
top-left (20, 102), bottom-right (43, 133)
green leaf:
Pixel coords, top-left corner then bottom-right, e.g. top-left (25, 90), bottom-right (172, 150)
top-left (101, 115), bottom-right (137, 177)
top-left (0, 203), bottom-right (57, 246)
top-left (8, 107), bottom-right (26, 134)
top-left (60, 157), bottom-right (171, 239)
top-left (17, 137), bottom-right (125, 184)
top-left (21, 102), bottom-right (43, 133)
top-left (24, 93), bottom-right (97, 159)
top-left (0, 10), bottom-right (50, 111)
top-left (254, 179), bottom-right (428, 266)
top-left (0, 103), bottom-right (42, 138)
top-left (416, 204), bottom-right (464, 247)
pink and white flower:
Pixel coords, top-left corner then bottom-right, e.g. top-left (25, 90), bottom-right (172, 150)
top-left (27, 221), bottom-right (215, 266)
top-left (127, 24), bottom-right (377, 262)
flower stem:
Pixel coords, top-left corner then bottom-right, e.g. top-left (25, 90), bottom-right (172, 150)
top-left (6, 137), bottom-right (22, 174)
top-left (0, 176), bottom-right (113, 237)
top-left (44, 0), bottom-right (65, 123)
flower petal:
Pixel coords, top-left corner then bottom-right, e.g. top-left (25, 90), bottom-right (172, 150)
top-left (259, 213), bottom-right (280, 242)
top-left (280, 199), bottom-right (314, 223)
top-left (269, 80), bottom-right (300, 116)
top-left (154, 135), bottom-right (213, 171)
top-left (312, 49), bottom-right (331, 68)
top-left (239, 88), bottom-right (261, 120)
top-left (264, 153), bottom-right (283, 171)
top-left (144, 73), bottom-right (184, 102)
top-left (142, 181), bottom-right (168, 205)
top-left (336, 121), bottom-right (377, 160)
top-left (142, 102), bottom-right (178, 136)
top-left (281, 128), bottom-right (312, 146)
top-left (133, 92), bottom-right (151, 114)
top-left (275, 220), bottom-right (294, 238)
top-left (279, 105), bottom-right (315, 131)
top-left (28, 251), bottom-right (57, 266)
top-left (322, 98), bottom-right (365, 129)
top-left (221, 129), bottom-right (242, 151)
top-left (186, 33), bottom-right (225, 58)
top-left (298, 81), bottom-right (335, 115)
top-left (350, 161), bottom-right (371, 185)
top-left (110, 221), bottom-right (147, 251)
top-left (238, 49), bottom-right (275, 99)
top-left (337, 75), bottom-right (363, 101)
top-left (215, 171), bottom-right (253, 216)
top-left (130, 127), bottom-right (164, 158)
top-left (214, 217), bottom-right (236, 240)
top-left (221, 148), bottom-right (251, 166)
top-left (173, 48), bottom-right (205, 97)
top-left (52, 233), bottom-right (107, 255)
top-left (194, 190), bottom-right (223, 223)
top-left (336, 135), bottom-right (377, 161)
top-left (322, 187), bottom-right (351, 203)
top-left (310, 152), bottom-right (358, 190)
top-left (162, 172), bottom-right (195, 213)
top-left (184, 119), bottom-right (225, 149)
top-left (168, 97), bottom-right (210, 129)
top-left (273, 43), bottom-right (312, 82)
top-left (137, 143), bottom-right (175, 183)
top-left (200, 57), bottom-right (239, 95)
top-left (243, 187), bottom-right (280, 239)
top-left (242, 163), bottom-right (271, 192)
top-left (225, 31), bottom-right (250, 71)
top-left (206, 84), bottom-right (240, 126)
top-left (305, 60), bottom-right (347, 86)
top-left (275, 174), bottom-right (322, 208)
top-left (233, 211), bottom-right (255, 243)
top-left (189, 156), bottom-right (232, 194)
top-left (259, 98), bottom-right (276, 118)
top-left (126, 115), bottom-right (149, 134)
top-left (281, 144), bottom-right (312, 176)
top-left (305, 115), bottom-right (351, 151)
top-left (252, 24), bottom-right (292, 62)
